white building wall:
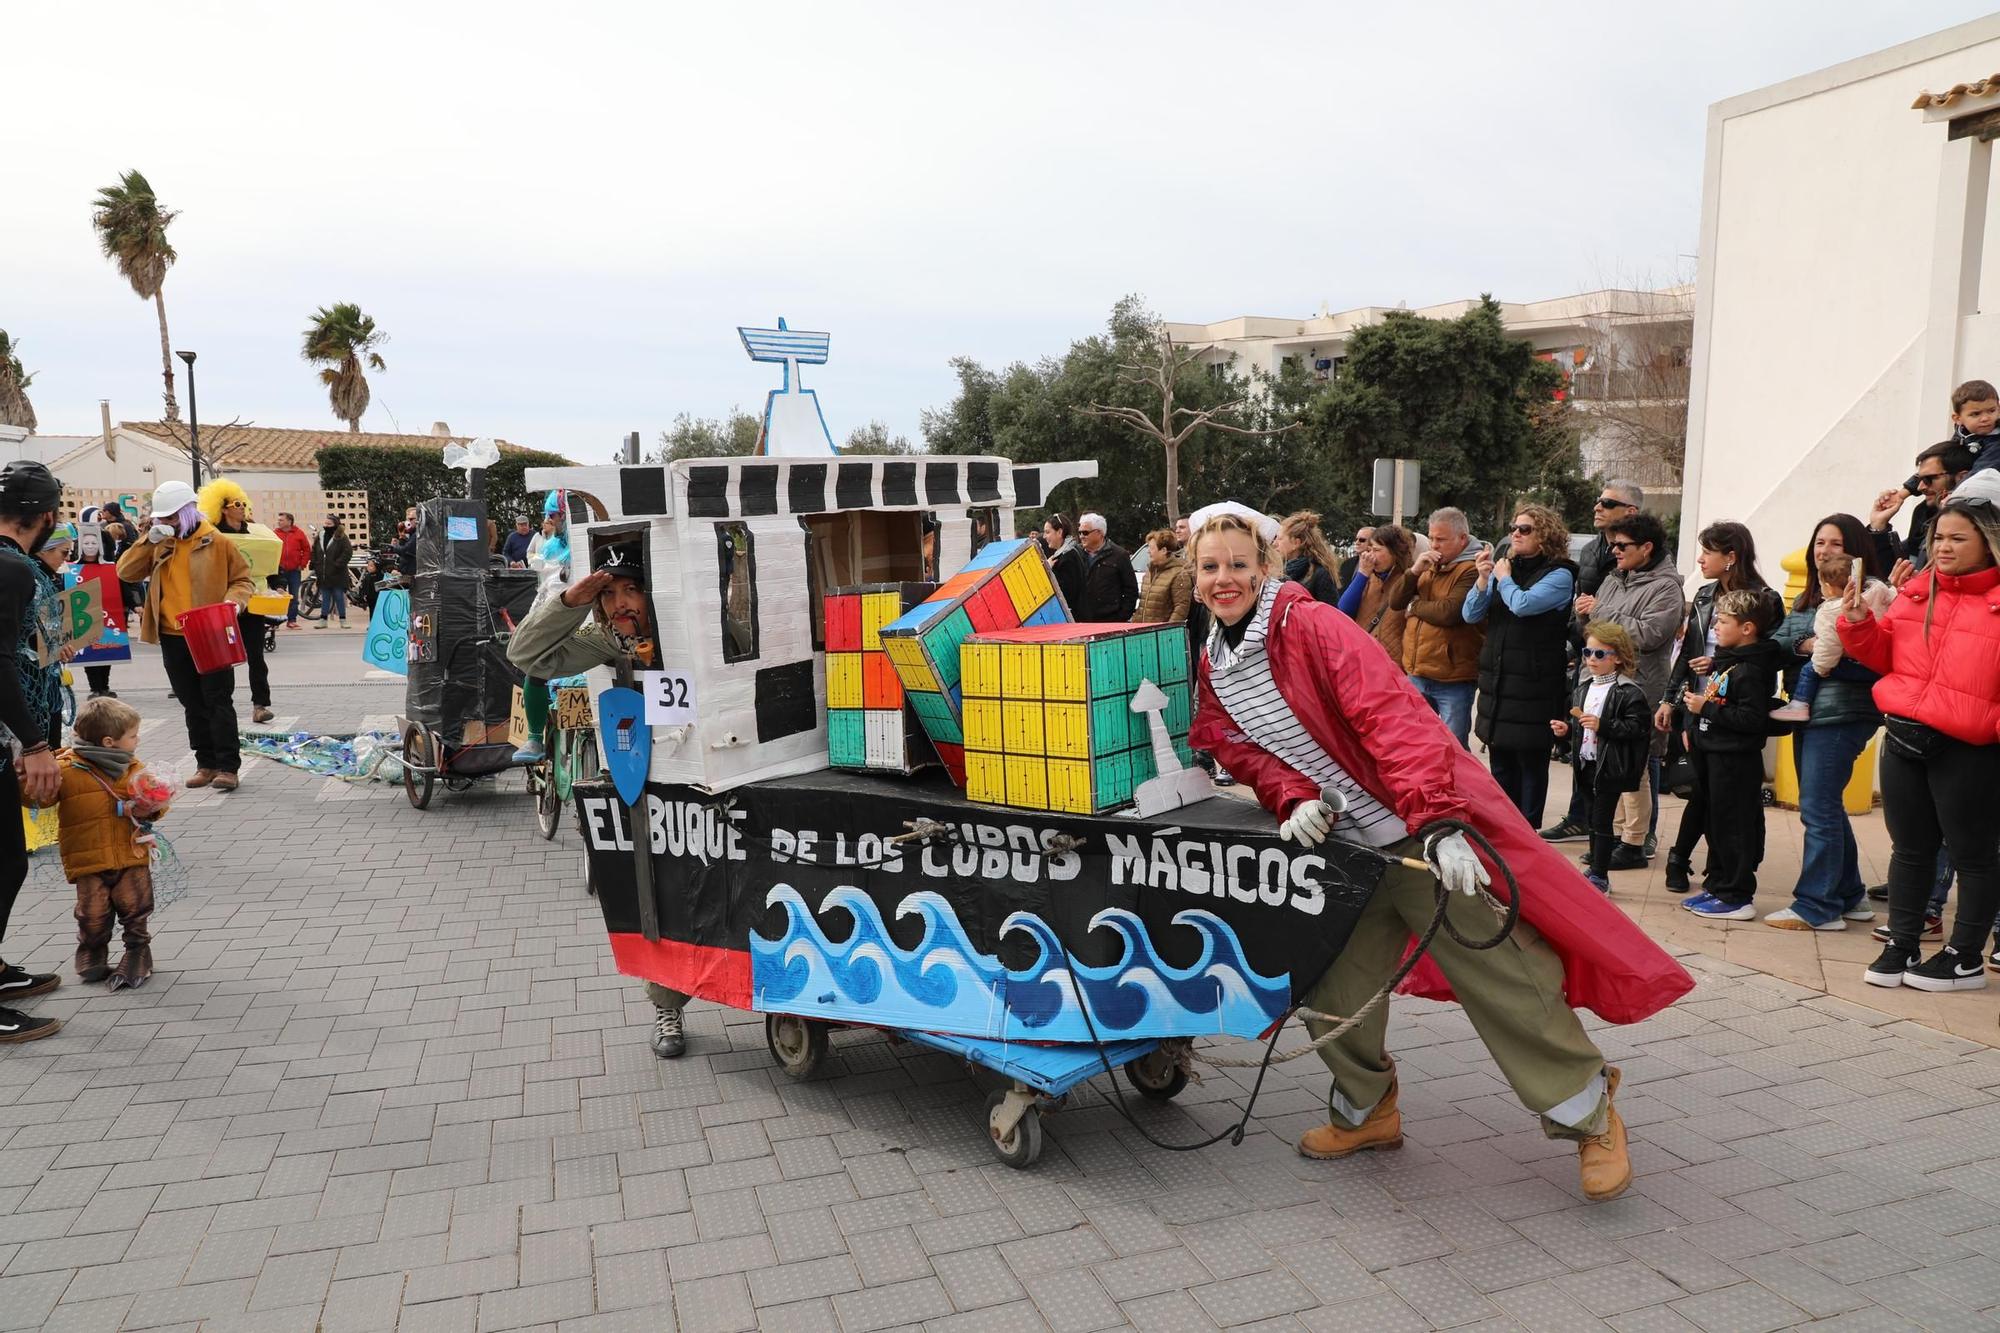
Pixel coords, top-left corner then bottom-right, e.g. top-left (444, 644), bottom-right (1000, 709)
top-left (1686, 15), bottom-right (2000, 570)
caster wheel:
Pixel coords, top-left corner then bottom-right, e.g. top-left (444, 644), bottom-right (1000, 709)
top-left (766, 1014), bottom-right (829, 1081)
top-left (985, 1089), bottom-right (1044, 1169)
top-left (1123, 1049), bottom-right (1188, 1101)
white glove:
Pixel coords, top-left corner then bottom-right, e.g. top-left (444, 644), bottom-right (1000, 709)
top-left (1425, 829), bottom-right (1491, 898)
top-left (1279, 799), bottom-right (1334, 847)
top-left (147, 524), bottom-right (173, 544)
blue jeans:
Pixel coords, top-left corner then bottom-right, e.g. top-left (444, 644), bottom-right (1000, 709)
top-left (1408, 677), bottom-right (1474, 748)
top-left (281, 568), bottom-right (302, 623)
top-left (1786, 721), bottom-right (1875, 925)
top-left (318, 587), bottom-right (347, 622)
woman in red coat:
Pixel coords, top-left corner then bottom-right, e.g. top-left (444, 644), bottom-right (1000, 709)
top-left (1839, 490), bottom-right (2000, 992)
top-left (1186, 503), bottom-right (1691, 1202)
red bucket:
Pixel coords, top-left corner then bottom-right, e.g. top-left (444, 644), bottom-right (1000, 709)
top-left (176, 602), bottom-right (247, 673)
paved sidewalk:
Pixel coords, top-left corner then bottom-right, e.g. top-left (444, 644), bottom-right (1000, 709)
top-left (7, 658), bottom-right (2000, 1329)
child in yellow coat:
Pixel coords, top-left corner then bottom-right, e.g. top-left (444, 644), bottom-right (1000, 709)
top-left (53, 698), bottom-right (169, 987)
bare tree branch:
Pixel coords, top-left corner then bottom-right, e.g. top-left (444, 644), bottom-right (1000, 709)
top-left (1080, 329), bottom-right (1301, 520)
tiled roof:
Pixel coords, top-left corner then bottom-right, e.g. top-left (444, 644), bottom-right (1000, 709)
top-left (1911, 76), bottom-right (2000, 110)
top-left (119, 421), bottom-right (543, 471)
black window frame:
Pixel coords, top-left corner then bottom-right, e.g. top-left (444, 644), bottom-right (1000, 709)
top-left (717, 521), bottom-right (759, 664)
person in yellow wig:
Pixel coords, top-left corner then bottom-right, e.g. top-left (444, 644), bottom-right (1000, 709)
top-left (196, 479), bottom-right (279, 724)
top-left (117, 480), bottom-right (254, 790)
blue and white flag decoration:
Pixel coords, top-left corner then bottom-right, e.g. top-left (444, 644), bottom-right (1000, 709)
top-left (738, 317), bottom-right (836, 458)
top-left (597, 687), bottom-right (651, 806)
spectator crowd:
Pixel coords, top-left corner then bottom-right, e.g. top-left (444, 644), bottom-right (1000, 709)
top-left (1037, 373), bottom-right (2000, 999)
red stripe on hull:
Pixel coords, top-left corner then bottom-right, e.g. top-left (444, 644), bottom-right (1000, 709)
top-left (607, 934), bottom-right (752, 1010)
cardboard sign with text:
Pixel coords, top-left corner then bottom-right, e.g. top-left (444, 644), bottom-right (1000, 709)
top-left (509, 686), bottom-right (530, 748)
top-left (38, 579), bottom-right (106, 666)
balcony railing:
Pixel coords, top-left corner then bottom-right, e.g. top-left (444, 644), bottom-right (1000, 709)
top-left (1567, 366), bottom-right (1691, 402)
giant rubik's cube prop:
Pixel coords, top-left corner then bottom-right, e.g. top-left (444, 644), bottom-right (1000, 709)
top-left (960, 623), bottom-right (1193, 814)
top-left (823, 582), bottom-right (935, 773)
top-left (880, 539), bottom-right (1069, 783)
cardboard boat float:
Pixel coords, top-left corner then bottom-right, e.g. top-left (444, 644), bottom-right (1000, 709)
top-left (519, 328), bottom-right (1395, 1166)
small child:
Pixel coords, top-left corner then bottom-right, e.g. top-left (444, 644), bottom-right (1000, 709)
top-left (1769, 568), bottom-right (1894, 724)
top-left (1953, 377), bottom-right (2000, 475)
top-left (1551, 622), bottom-right (1650, 894)
top-left (53, 698), bottom-right (167, 988)
top-left (1681, 590), bottom-right (1787, 922)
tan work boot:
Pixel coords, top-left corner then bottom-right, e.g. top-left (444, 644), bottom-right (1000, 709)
top-left (1298, 1075), bottom-right (1402, 1160)
top-left (185, 769), bottom-right (216, 788)
top-left (1578, 1065), bottom-right (1631, 1202)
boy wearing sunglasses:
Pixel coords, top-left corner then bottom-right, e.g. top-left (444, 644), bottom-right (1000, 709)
top-left (1677, 589), bottom-right (1787, 921)
top-left (1552, 623), bottom-right (1649, 893)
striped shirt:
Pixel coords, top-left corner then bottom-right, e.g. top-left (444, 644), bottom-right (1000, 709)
top-left (1206, 579), bottom-right (1405, 849)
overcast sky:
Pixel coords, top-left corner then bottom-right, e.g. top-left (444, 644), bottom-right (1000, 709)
top-left (9, 2), bottom-right (1996, 463)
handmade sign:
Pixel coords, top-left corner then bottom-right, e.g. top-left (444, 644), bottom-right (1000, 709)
top-left (641, 671), bottom-right (698, 726)
top-left (554, 687), bottom-right (594, 731)
top-left (68, 565), bottom-right (129, 666)
top-left (880, 539), bottom-right (1070, 785)
top-left (363, 588), bottom-right (409, 675)
top-left (575, 769), bottom-right (1387, 1041)
top-left (38, 579), bottom-right (106, 667)
top-left (824, 582), bottom-right (934, 774)
top-left (509, 687), bottom-right (530, 748)
top-left (959, 622), bottom-right (1191, 815)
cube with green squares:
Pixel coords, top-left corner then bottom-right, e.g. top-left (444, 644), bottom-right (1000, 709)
top-left (823, 582), bottom-right (935, 773)
top-left (880, 538), bottom-right (1070, 785)
top-left (958, 622), bottom-right (1193, 815)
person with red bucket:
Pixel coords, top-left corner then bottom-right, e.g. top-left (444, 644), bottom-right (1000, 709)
top-left (116, 480), bottom-right (255, 791)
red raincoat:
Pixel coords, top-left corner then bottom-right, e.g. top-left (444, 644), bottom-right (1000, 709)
top-left (1191, 580), bottom-right (1692, 1024)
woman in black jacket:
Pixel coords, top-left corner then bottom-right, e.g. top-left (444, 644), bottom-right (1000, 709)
top-left (310, 517), bottom-right (354, 628)
top-left (1468, 504), bottom-right (1577, 827)
top-left (1656, 521), bottom-right (1768, 891)
top-left (1277, 511), bottom-right (1342, 606)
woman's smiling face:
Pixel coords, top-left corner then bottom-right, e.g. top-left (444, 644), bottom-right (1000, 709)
top-left (1194, 527), bottom-right (1267, 625)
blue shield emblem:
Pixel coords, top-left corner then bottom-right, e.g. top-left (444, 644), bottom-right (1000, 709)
top-left (597, 687), bottom-right (651, 806)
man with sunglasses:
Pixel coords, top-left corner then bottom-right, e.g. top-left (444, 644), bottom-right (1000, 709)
top-left (1541, 481), bottom-right (1644, 843)
top-left (1868, 440), bottom-right (1973, 578)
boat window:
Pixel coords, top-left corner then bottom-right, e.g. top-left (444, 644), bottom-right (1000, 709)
top-left (717, 523), bottom-right (759, 663)
top-left (970, 507), bottom-right (999, 556)
top-left (797, 511), bottom-right (929, 650)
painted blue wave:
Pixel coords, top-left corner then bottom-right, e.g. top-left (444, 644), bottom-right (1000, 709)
top-left (750, 887), bottom-right (1289, 1042)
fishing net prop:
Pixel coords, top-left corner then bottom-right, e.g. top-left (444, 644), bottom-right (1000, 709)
top-left (241, 729), bottom-right (405, 783)
top-left (25, 823), bottom-right (196, 916)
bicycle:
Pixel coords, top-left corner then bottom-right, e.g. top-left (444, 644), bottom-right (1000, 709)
top-left (525, 679), bottom-right (597, 843)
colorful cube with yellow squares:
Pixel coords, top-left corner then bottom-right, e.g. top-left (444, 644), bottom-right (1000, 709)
top-left (822, 582), bottom-right (935, 773)
top-left (959, 622), bottom-right (1193, 814)
top-left (879, 538), bottom-right (1069, 784)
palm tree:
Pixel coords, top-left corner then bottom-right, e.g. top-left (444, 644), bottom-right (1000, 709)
top-left (90, 169), bottom-right (181, 422)
top-left (302, 303), bottom-right (388, 432)
top-left (0, 331), bottom-right (36, 431)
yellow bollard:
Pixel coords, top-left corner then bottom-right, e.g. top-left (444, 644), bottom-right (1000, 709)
top-left (1769, 545), bottom-right (1878, 814)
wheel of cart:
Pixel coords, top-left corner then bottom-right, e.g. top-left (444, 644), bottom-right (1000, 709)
top-left (765, 1014), bottom-right (831, 1081)
top-left (894, 1028), bottom-right (1168, 1170)
top-left (399, 717), bottom-right (521, 811)
top-left (402, 723), bottom-right (436, 810)
top-left (1122, 1042), bottom-right (1190, 1101)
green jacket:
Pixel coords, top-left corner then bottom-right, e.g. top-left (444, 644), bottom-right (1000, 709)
top-left (1773, 603), bottom-right (1882, 729)
top-left (505, 593), bottom-right (623, 678)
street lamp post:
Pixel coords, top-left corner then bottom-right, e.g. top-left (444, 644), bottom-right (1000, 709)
top-left (176, 350), bottom-right (200, 486)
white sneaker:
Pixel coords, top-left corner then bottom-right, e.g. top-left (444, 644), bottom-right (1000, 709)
top-left (1841, 905), bottom-right (1877, 922)
top-left (1764, 907), bottom-right (1844, 932)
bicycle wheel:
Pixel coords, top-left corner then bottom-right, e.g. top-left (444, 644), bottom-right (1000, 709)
top-left (534, 764), bottom-right (560, 839)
